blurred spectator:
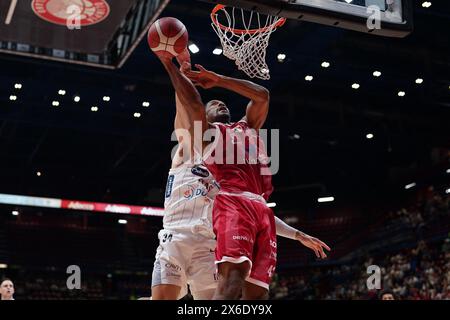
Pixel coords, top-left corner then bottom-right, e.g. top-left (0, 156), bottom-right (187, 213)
top-left (380, 290), bottom-right (395, 300)
top-left (1, 279), bottom-right (15, 300)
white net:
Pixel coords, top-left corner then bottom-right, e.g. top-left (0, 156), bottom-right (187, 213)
top-left (211, 6), bottom-right (285, 80)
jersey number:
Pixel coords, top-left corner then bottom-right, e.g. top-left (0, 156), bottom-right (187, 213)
top-left (162, 233), bottom-right (173, 243)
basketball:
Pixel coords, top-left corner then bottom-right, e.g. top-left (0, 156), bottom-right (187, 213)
top-left (147, 17), bottom-right (188, 58)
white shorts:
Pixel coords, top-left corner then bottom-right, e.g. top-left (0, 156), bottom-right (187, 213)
top-left (151, 228), bottom-right (218, 299)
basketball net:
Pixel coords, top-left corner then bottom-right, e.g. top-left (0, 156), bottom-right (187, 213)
top-left (211, 5), bottom-right (285, 80)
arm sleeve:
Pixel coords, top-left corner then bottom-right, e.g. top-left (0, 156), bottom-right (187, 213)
top-left (274, 216), bottom-right (298, 240)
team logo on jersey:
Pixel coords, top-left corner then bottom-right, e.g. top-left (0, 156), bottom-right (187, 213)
top-left (191, 165), bottom-right (209, 178)
top-left (31, 0), bottom-right (110, 27)
top-left (183, 185), bottom-right (195, 199)
top-left (183, 185), bottom-right (208, 199)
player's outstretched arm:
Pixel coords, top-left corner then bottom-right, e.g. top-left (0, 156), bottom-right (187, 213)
top-left (274, 216), bottom-right (331, 259)
top-left (183, 64), bottom-right (269, 130)
top-left (157, 55), bottom-right (208, 139)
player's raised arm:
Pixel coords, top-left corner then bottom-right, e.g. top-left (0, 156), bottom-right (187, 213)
top-left (148, 18), bottom-right (208, 140)
top-left (173, 60), bottom-right (204, 133)
top-left (274, 216), bottom-right (331, 259)
top-left (183, 64), bottom-right (270, 130)
top-left (173, 92), bottom-right (202, 165)
top-left (158, 58), bottom-right (208, 136)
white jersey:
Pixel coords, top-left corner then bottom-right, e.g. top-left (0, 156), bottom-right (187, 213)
top-left (163, 164), bottom-right (219, 237)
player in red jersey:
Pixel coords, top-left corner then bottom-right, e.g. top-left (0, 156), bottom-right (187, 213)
top-left (182, 64), bottom-right (331, 300)
top-left (153, 50), bottom-right (330, 299)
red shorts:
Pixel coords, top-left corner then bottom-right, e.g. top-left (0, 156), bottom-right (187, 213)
top-left (212, 192), bottom-right (277, 290)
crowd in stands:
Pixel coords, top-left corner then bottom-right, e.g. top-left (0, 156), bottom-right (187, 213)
top-left (270, 190), bottom-right (450, 300)
top-left (11, 276), bottom-right (105, 300)
top-left (385, 191), bottom-right (449, 232)
top-left (7, 273), bottom-right (152, 300)
top-left (271, 237), bottom-right (450, 300)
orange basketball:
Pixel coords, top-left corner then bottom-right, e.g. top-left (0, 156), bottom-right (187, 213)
top-left (148, 17), bottom-right (189, 58)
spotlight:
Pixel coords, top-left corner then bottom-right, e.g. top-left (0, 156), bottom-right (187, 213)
top-left (318, 197), bottom-right (335, 203)
top-left (213, 48), bottom-right (223, 55)
top-left (188, 43), bottom-right (200, 54)
top-left (405, 182), bottom-right (416, 190)
top-left (277, 53), bottom-right (286, 62)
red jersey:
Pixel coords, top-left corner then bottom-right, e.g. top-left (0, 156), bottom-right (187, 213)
top-left (203, 120), bottom-right (273, 200)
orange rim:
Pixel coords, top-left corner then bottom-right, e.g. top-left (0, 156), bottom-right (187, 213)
top-left (211, 4), bottom-right (286, 35)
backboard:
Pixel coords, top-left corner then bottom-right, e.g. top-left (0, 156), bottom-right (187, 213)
top-left (201, 0), bottom-right (413, 37)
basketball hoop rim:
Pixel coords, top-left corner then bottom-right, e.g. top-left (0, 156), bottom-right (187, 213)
top-left (211, 4), bottom-right (286, 35)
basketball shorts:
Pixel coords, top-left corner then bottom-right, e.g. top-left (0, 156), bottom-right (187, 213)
top-left (151, 228), bottom-right (218, 299)
top-left (213, 192), bottom-right (277, 290)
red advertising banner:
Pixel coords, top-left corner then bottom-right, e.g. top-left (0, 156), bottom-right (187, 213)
top-left (0, 193), bottom-right (164, 217)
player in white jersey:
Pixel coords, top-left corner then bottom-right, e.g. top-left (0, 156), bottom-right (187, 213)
top-left (151, 156), bottom-right (220, 300)
top-left (162, 163), bottom-right (219, 236)
top-left (151, 51), bottom-right (331, 300)
top-left (151, 50), bottom-right (220, 299)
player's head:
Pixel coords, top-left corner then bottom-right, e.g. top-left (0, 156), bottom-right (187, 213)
top-left (205, 100), bottom-right (231, 124)
top-left (0, 278), bottom-right (14, 300)
top-left (380, 290), bottom-right (395, 300)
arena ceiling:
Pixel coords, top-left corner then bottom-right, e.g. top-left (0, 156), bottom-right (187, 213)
top-left (0, 0), bottom-right (449, 212)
